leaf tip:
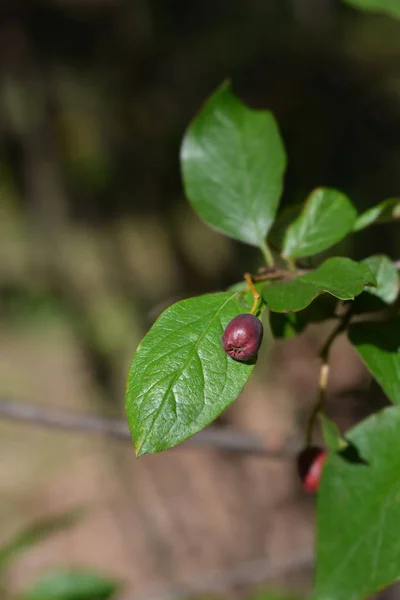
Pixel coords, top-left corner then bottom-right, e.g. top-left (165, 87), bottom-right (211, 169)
top-left (220, 77), bottom-right (232, 91)
top-left (134, 439), bottom-right (146, 458)
top-left (135, 436), bottom-right (157, 457)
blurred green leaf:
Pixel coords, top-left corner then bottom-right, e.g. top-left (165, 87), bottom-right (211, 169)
top-left (21, 569), bottom-right (118, 600)
top-left (352, 256), bottom-right (399, 314)
top-left (353, 198), bottom-right (400, 231)
top-left (0, 510), bottom-right (83, 572)
top-left (261, 258), bottom-right (376, 313)
top-left (281, 188), bottom-right (357, 259)
top-left (126, 292), bottom-right (258, 456)
top-left (348, 317), bottom-right (400, 405)
top-left (314, 406), bottom-right (400, 599)
top-left (181, 81), bottom-right (286, 248)
top-left (250, 589), bottom-right (303, 600)
top-left (343, 0), bottom-right (400, 19)
top-left (362, 255), bottom-right (399, 304)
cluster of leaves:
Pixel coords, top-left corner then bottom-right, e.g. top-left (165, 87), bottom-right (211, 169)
top-left (126, 81), bottom-right (399, 456)
top-left (125, 78), bottom-right (400, 599)
top-left (0, 511), bottom-right (119, 600)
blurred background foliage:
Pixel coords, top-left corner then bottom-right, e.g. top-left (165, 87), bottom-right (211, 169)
top-left (0, 1), bottom-right (399, 599)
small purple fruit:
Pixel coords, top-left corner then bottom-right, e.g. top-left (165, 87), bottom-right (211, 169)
top-left (222, 314), bottom-right (263, 361)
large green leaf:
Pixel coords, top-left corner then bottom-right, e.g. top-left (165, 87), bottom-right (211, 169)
top-left (180, 82), bottom-right (286, 248)
top-left (261, 257), bottom-right (376, 313)
top-left (281, 188), bottom-right (357, 259)
top-left (353, 197), bottom-right (400, 231)
top-left (348, 317), bottom-right (400, 405)
top-left (126, 292), bottom-right (257, 456)
top-left (22, 569), bottom-right (118, 600)
top-left (314, 406), bottom-right (400, 599)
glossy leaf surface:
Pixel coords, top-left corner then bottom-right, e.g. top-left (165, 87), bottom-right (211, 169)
top-left (126, 292), bottom-right (257, 455)
top-left (181, 82), bottom-right (286, 248)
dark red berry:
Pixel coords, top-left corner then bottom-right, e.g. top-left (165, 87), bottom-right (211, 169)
top-left (297, 446), bottom-right (327, 493)
top-left (222, 314), bottom-right (263, 361)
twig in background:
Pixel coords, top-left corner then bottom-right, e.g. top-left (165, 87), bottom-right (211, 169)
top-left (0, 398), bottom-right (301, 459)
top-left (136, 551), bottom-right (314, 600)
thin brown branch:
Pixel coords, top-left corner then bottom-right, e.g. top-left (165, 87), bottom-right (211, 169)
top-left (319, 303), bottom-right (354, 362)
top-left (252, 266), bottom-right (309, 283)
top-left (306, 304), bottom-right (353, 445)
top-left (0, 399), bottom-right (301, 459)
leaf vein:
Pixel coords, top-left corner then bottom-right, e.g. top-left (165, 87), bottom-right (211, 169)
top-left (135, 293), bottom-right (237, 453)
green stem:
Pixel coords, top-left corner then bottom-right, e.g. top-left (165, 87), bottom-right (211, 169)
top-left (260, 241), bottom-right (274, 268)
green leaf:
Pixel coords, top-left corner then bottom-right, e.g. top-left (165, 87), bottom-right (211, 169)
top-left (319, 414), bottom-right (347, 452)
top-left (261, 257), bottom-right (376, 313)
top-left (281, 188), bottom-right (357, 259)
top-left (180, 81), bottom-right (286, 248)
top-left (314, 406), bottom-right (400, 599)
top-left (353, 197), bottom-right (400, 231)
top-left (348, 317), bottom-right (400, 405)
top-left (342, 0), bottom-right (400, 19)
top-left (126, 292), bottom-right (258, 456)
top-left (0, 510), bottom-right (83, 572)
top-left (21, 569), bottom-right (118, 600)
top-left (352, 256), bottom-right (399, 314)
top-left (361, 255), bottom-right (399, 304)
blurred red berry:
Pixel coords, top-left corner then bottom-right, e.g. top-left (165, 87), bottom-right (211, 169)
top-left (297, 446), bottom-right (327, 493)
